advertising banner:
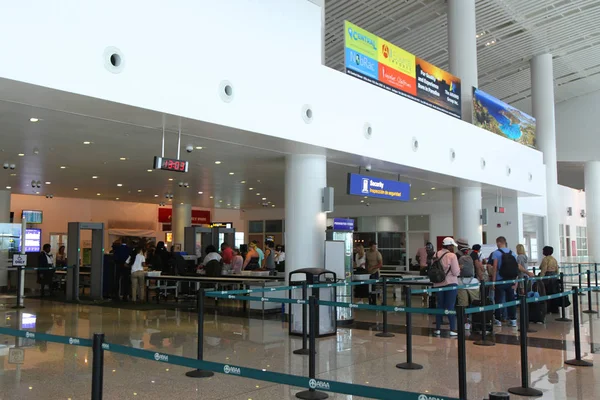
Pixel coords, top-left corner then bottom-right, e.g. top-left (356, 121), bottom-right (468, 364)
top-left (333, 218), bottom-right (355, 231)
top-left (344, 21), bottom-right (461, 119)
top-left (472, 87), bottom-right (536, 148)
top-left (158, 208), bottom-right (211, 225)
top-left (347, 173), bottom-right (410, 202)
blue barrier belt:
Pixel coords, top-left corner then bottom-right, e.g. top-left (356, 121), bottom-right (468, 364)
top-left (0, 326), bottom-right (92, 347)
top-left (562, 273), bottom-right (587, 277)
top-left (580, 286), bottom-right (600, 293)
top-left (208, 294), bottom-right (308, 305)
top-left (308, 280), bottom-right (379, 289)
top-left (103, 342), bottom-right (458, 400)
top-left (412, 284), bottom-right (478, 294)
top-left (465, 300), bottom-right (521, 315)
top-left (525, 290), bottom-right (574, 303)
top-left (317, 300), bottom-right (456, 315)
top-left (206, 285), bottom-right (301, 296)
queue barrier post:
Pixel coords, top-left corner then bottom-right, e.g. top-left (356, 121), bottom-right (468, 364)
top-left (296, 296), bottom-right (329, 400)
top-left (582, 270), bottom-right (598, 314)
top-left (508, 294), bottom-right (543, 397)
top-left (474, 280), bottom-right (495, 347)
top-left (522, 276), bottom-right (537, 334)
top-left (488, 392), bottom-right (510, 400)
top-left (91, 333), bottom-right (105, 400)
top-left (456, 306), bottom-right (468, 400)
top-left (556, 272), bottom-right (572, 322)
top-left (578, 264), bottom-right (585, 296)
top-left (396, 286), bottom-right (423, 370)
top-left (293, 281), bottom-right (310, 355)
top-left (594, 263), bottom-right (599, 292)
top-left (12, 266), bottom-right (25, 309)
top-left (186, 289), bottom-right (215, 378)
top-left (565, 287), bottom-right (594, 367)
top-left (375, 277), bottom-right (394, 338)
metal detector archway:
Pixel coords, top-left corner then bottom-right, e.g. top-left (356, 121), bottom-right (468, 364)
top-left (67, 222), bottom-right (104, 301)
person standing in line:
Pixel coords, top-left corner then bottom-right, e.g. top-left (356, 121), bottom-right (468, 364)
top-left (263, 241), bottom-right (276, 274)
top-left (516, 244), bottom-right (529, 295)
top-left (456, 239), bottom-right (480, 330)
top-left (354, 243), bottom-right (366, 271)
top-left (55, 245), bottom-right (67, 268)
top-left (243, 243), bottom-right (260, 271)
top-left (252, 240), bottom-right (264, 267)
top-left (490, 236), bottom-right (519, 327)
top-left (433, 237), bottom-right (461, 336)
top-left (221, 242), bottom-right (233, 273)
top-left (274, 245), bottom-right (285, 272)
top-left (539, 246), bottom-right (559, 277)
top-left (231, 248), bottom-right (244, 274)
top-left (365, 241), bottom-right (383, 305)
top-left (539, 246), bottom-right (561, 313)
top-left (127, 247), bottom-right (146, 303)
top-left (113, 238), bottom-right (131, 301)
top-left (37, 244), bottom-right (55, 297)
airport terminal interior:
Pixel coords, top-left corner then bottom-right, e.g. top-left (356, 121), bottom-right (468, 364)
top-left (1, 1), bottom-right (600, 399)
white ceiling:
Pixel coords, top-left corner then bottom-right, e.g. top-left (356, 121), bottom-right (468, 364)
top-left (324, 0), bottom-right (600, 112)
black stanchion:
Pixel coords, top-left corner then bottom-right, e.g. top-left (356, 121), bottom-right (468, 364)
top-left (396, 286), bottom-right (422, 370)
top-left (375, 277), bottom-right (394, 338)
top-left (582, 270), bottom-right (598, 314)
top-left (296, 296), bottom-right (328, 400)
top-left (12, 266), bottom-right (25, 309)
top-left (91, 333), bottom-right (105, 400)
top-left (294, 281), bottom-right (310, 355)
top-left (521, 276), bottom-right (536, 334)
top-left (556, 272), bottom-right (572, 322)
top-left (532, 266), bottom-right (537, 276)
top-left (456, 306), bottom-right (468, 400)
top-left (474, 280), bottom-right (495, 347)
top-left (578, 264), bottom-right (585, 296)
top-left (508, 295), bottom-right (543, 397)
top-left (488, 392), bottom-right (510, 400)
top-left (565, 287), bottom-right (594, 367)
top-left (594, 263), bottom-right (599, 292)
top-left (186, 290), bottom-right (215, 378)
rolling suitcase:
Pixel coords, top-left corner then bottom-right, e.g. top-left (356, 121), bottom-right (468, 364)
top-left (471, 292), bottom-right (493, 332)
top-left (528, 281), bottom-right (547, 323)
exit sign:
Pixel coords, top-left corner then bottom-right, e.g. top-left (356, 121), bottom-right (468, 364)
top-left (495, 206), bottom-right (505, 214)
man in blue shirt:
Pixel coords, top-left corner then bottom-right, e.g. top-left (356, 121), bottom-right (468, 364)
top-left (490, 236), bottom-right (517, 326)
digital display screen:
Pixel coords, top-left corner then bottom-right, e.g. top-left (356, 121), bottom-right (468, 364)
top-left (22, 210), bottom-right (43, 224)
top-left (24, 229), bottom-right (42, 252)
top-left (21, 313), bottom-right (36, 329)
top-left (153, 156), bottom-right (189, 173)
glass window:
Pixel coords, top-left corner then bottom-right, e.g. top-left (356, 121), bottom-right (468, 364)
top-left (376, 216), bottom-right (405, 232)
top-left (265, 220), bottom-right (283, 233)
top-left (353, 232), bottom-right (376, 248)
top-left (408, 215), bottom-right (430, 231)
top-left (235, 232), bottom-right (245, 249)
top-left (357, 217), bottom-right (377, 232)
top-left (249, 220), bottom-right (264, 234)
top-left (377, 232), bottom-right (406, 249)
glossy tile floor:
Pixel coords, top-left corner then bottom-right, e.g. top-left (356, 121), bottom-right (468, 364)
top-left (0, 292), bottom-right (599, 400)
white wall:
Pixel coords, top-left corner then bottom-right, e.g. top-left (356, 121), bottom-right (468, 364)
top-left (0, 0), bottom-right (546, 197)
top-left (482, 196), bottom-right (519, 248)
top-left (555, 90), bottom-right (600, 162)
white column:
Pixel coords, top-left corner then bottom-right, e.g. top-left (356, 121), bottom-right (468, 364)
top-left (448, 0), bottom-right (482, 245)
top-left (285, 154), bottom-right (327, 275)
top-left (447, 0), bottom-right (478, 121)
top-left (531, 54), bottom-right (561, 254)
top-left (0, 190), bottom-right (10, 222)
top-left (585, 162), bottom-right (600, 262)
top-left (453, 187), bottom-right (482, 245)
top-left (171, 202), bottom-right (191, 247)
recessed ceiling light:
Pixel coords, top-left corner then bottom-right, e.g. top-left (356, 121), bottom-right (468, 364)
top-left (18, 153), bottom-right (24, 157)
top-left (215, 161), bottom-right (221, 165)
top-left (168, 178), bottom-right (174, 181)
top-left (60, 166), bottom-right (66, 169)
top-left (117, 184), bottom-right (123, 187)
top-left (227, 203), bottom-right (231, 206)
top-left (360, 200), bottom-right (364, 203)
top-left (195, 146), bottom-right (203, 150)
top-left (249, 187), bottom-right (254, 190)
top-left (92, 176), bottom-right (98, 179)
top-left (272, 205), bottom-right (275, 208)
top-left (147, 169), bottom-right (153, 172)
top-left (209, 196), bottom-right (214, 199)
top-left (262, 197), bottom-right (266, 200)
top-left (137, 189), bottom-right (142, 193)
top-left (29, 118), bottom-right (39, 122)
top-left (198, 191), bottom-right (203, 195)
top-left (5, 186), bottom-right (11, 189)
top-left (35, 191), bottom-right (40, 194)
top-left (119, 157), bottom-right (127, 161)
top-left (74, 188), bottom-right (78, 191)
top-left (154, 194), bottom-right (159, 197)
top-left (256, 193), bottom-right (261, 196)
top-left (240, 181), bottom-right (246, 184)
top-left (10, 173), bottom-right (16, 176)
top-left (229, 172), bottom-right (234, 175)
top-left (421, 192), bottom-right (426, 196)
top-left (219, 200), bottom-right (223, 203)
top-left (83, 141), bottom-right (91, 145)
top-left (116, 198), bottom-right (120, 200)
top-left (45, 181), bottom-right (51, 185)
top-left (97, 193), bottom-right (101, 196)
top-left (364, 196), bottom-right (368, 199)
top-left (413, 197), bottom-right (418, 200)
top-left (180, 202), bottom-right (184, 205)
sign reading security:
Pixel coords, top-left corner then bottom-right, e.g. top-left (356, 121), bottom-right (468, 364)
top-left (347, 173), bottom-right (410, 202)
top-left (344, 21), bottom-right (461, 119)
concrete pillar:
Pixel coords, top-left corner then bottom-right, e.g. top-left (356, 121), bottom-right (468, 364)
top-left (585, 162), bottom-right (600, 262)
top-left (448, 0), bottom-right (482, 245)
top-left (453, 187), bottom-right (483, 245)
top-left (285, 154), bottom-right (327, 275)
top-left (531, 54), bottom-right (561, 255)
top-left (0, 190), bottom-right (10, 222)
top-left (171, 203), bottom-right (191, 248)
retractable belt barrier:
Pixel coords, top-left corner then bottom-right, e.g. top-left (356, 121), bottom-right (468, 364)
top-left (0, 326), bottom-right (92, 347)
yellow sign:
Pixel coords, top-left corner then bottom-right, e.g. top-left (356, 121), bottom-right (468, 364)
top-left (344, 21), bottom-right (378, 59)
top-left (378, 39), bottom-right (415, 78)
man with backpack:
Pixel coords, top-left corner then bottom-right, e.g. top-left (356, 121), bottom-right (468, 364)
top-left (490, 236), bottom-right (519, 326)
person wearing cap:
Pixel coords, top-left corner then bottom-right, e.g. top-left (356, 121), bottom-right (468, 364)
top-left (433, 237), bottom-right (461, 336)
top-left (366, 241), bottom-right (383, 305)
top-left (456, 239), bottom-right (480, 330)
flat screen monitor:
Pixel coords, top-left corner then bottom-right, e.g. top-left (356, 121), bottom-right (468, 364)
top-left (23, 228), bottom-right (42, 252)
top-left (22, 210), bottom-right (43, 224)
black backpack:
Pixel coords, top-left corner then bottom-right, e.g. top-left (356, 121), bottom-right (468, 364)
top-left (428, 251), bottom-right (451, 283)
top-left (499, 250), bottom-right (519, 280)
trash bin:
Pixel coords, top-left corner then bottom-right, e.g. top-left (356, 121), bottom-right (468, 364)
top-left (289, 268), bottom-right (337, 337)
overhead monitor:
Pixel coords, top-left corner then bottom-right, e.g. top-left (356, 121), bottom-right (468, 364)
top-left (22, 210), bottom-right (43, 224)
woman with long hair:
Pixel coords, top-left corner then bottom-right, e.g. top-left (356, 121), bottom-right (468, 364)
top-left (127, 247), bottom-right (147, 303)
top-left (243, 242), bottom-right (260, 271)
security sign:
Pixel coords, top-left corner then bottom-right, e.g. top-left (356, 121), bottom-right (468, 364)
top-left (12, 254), bottom-right (27, 267)
top-left (9, 348), bottom-right (25, 364)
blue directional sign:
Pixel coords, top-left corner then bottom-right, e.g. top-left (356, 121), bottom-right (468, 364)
top-left (347, 173), bottom-right (410, 201)
top-left (333, 218), bottom-right (355, 231)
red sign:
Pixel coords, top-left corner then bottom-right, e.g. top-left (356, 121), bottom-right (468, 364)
top-left (158, 208), bottom-right (211, 225)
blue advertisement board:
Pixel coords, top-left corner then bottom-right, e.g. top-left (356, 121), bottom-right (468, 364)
top-left (347, 173), bottom-right (410, 201)
top-left (345, 48), bottom-right (379, 80)
top-left (333, 218), bottom-right (355, 231)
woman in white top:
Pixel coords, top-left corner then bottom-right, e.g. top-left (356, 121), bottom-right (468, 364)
top-left (127, 247), bottom-right (146, 303)
top-left (354, 243), bottom-right (366, 270)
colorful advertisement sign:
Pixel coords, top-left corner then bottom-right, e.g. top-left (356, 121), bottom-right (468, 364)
top-left (347, 173), bottom-right (410, 202)
top-left (333, 218), bottom-right (355, 231)
top-left (472, 87), bottom-right (536, 148)
top-left (344, 21), bottom-right (461, 119)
